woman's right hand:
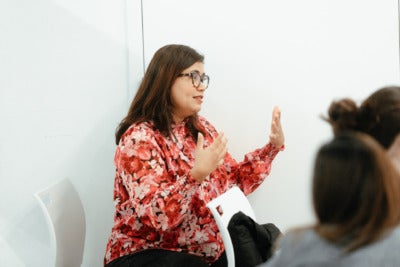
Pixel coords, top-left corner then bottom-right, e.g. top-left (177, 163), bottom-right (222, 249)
top-left (269, 106), bottom-right (285, 149)
top-left (191, 132), bottom-right (228, 183)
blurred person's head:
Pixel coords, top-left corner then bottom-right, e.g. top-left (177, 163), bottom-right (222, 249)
top-left (325, 86), bottom-right (400, 149)
top-left (313, 132), bottom-right (400, 251)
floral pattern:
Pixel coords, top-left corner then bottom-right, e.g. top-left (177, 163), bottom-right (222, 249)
top-left (104, 116), bottom-right (282, 265)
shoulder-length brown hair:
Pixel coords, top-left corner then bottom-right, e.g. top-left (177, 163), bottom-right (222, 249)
top-left (115, 44), bottom-right (205, 144)
top-left (313, 132), bottom-right (400, 251)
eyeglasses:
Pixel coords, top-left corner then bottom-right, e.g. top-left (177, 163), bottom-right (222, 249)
top-left (178, 71), bottom-right (209, 89)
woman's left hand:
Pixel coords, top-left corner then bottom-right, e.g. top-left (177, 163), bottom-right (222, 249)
top-left (269, 106), bottom-right (285, 149)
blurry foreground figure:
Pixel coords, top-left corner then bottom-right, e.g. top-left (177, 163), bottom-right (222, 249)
top-left (260, 132), bottom-right (400, 267)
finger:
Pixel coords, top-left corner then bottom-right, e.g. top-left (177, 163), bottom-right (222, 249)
top-left (217, 132), bottom-right (225, 142)
top-left (216, 135), bottom-right (228, 153)
top-left (270, 108), bottom-right (279, 130)
top-left (218, 158), bottom-right (224, 166)
top-left (272, 110), bottom-right (283, 134)
top-left (220, 147), bottom-right (228, 159)
top-left (272, 106), bottom-right (280, 119)
top-left (212, 132), bottom-right (225, 149)
top-left (274, 109), bottom-right (281, 123)
top-left (197, 132), bottom-right (204, 148)
top-left (271, 120), bottom-right (279, 134)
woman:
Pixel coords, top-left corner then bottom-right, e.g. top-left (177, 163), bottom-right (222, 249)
top-left (261, 132), bottom-right (400, 266)
top-left (324, 86), bottom-right (400, 172)
top-left (104, 44), bottom-right (285, 267)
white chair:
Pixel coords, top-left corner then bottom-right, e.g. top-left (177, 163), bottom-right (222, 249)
top-left (35, 178), bottom-right (86, 267)
top-left (206, 186), bottom-right (256, 267)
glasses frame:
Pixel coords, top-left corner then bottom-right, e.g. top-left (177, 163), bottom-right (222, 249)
top-left (178, 71), bottom-right (209, 89)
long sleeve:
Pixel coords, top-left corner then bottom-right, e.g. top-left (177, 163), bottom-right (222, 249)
top-left (105, 117), bottom-right (283, 265)
top-left (105, 121), bottom-right (225, 265)
top-left (114, 123), bottom-right (199, 231)
top-left (230, 143), bottom-right (282, 195)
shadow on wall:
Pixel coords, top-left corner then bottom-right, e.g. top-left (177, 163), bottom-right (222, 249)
top-left (0, 106), bottom-right (121, 267)
top-left (1, 203), bottom-right (52, 266)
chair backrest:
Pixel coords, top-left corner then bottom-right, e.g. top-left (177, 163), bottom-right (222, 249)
top-left (35, 178), bottom-right (86, 267)
top-left (206, 186), bottom-right (256, 267)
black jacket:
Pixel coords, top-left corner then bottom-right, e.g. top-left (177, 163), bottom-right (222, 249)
top-left (228, 211), bottom-right (281, 267)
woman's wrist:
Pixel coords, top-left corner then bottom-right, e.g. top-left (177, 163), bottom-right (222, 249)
top-left (190, 168), bottom-right (207, 183)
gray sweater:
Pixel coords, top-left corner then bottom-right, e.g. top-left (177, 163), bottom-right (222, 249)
top-left (259, 225), bottom-right (400, 267)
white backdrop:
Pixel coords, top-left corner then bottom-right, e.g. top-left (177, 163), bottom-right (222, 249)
top-left (0, 0), bottom-right (128, 266)
top-left (0, 0), bottom-right (399, 266)
top-left (139, 0), bottom-right (400, 231)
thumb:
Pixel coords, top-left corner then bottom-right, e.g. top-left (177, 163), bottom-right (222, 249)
top-left (197, 132), bottom-right (204, 149)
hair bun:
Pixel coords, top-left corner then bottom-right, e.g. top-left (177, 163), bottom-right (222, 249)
top-left (326, 98), bottom-right (359, 134)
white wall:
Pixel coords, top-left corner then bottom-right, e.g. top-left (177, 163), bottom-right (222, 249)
top-left (0, 0), bottom-right (130, 266)
top-left (0, 0), bottom-right (399, 266)
top-left (141, 0), bottom-right (400, 231)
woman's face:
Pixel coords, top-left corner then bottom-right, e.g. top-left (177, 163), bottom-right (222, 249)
top-left (171, 62), bottom-right (206, 123)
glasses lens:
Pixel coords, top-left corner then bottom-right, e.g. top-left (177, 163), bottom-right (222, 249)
top-left (191, 72), bottom-right (201, 87)
top-left (202, 75), bottom-right (209, 89)
top-left (188, 71), bottom-right (209, 88)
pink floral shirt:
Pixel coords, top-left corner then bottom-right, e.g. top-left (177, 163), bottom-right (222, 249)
top-left (104, 116), bottom-right (282, 265)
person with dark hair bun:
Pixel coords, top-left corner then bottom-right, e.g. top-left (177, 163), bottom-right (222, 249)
top-left (324, 86), bottom-right (400, 172)
top-left (259, 132), bottom-right (400, 266)
top-left (103, 44), bottom-right (285, 267)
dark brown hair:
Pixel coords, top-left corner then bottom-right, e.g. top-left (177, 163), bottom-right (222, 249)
top-left (324, 86), bottom-right (400, 148)
top-left (115, 44), bottom-right (205, 144)
top-left (313, 132), bottom-right (400, 251)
